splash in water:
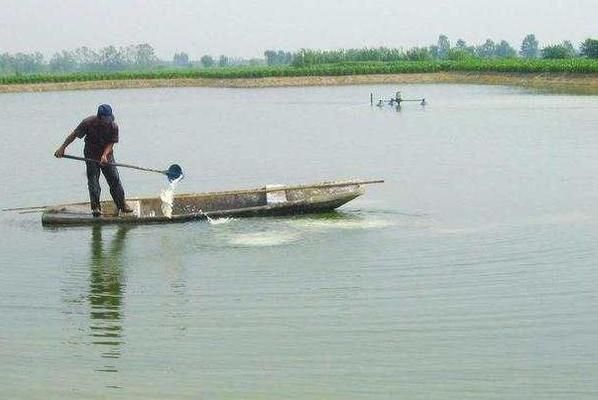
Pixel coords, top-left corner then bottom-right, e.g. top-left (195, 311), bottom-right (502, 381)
top-left (160, 176), bottom-right (183, 218)
top-left (198, 209), bottom-right (234, 225)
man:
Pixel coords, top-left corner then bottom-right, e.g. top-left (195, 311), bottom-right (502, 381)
top-left (54, 104), bottom-right (132, 217)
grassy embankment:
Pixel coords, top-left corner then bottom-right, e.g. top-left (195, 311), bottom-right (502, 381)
top-left (1, 59), bottom-right (598, 93)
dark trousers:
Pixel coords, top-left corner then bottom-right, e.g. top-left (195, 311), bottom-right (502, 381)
top-left (86, 154), bottom-right (126, 211)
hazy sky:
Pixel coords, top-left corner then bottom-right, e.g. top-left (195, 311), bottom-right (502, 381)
top-left (0, 0), bottom-right (596, 59)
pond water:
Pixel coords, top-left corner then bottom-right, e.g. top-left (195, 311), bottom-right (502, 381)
top-left (1, 84), bottom-right (597, 399)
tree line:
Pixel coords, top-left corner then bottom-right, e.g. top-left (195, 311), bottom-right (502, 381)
top-left (0, 44), bottom-right (161, 75)
top-left (0, 44), bottom-right (265, 75)
top-left (291, 35), bottom-right (598, 66)
top-left (1, 36), bottom-right (597, 76)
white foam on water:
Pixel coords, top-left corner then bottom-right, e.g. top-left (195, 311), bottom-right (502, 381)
top-left (206, 215), bottom-right (235, 225)
top-left (229, 231), bottom-right (300, 247)
top-left (288, 217), bottom-right (395, 231)
top-left (160, 177), bottom-right (182, 219)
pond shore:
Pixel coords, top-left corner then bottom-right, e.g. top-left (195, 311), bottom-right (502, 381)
top-left (1, 72), bottom-right (597, 94)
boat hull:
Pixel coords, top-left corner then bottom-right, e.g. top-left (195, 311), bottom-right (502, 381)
top-left (41, 180), bottom-right (375, 226)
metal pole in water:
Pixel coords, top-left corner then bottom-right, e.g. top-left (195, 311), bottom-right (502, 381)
top-left (370, 93), bottom-right (373, 106)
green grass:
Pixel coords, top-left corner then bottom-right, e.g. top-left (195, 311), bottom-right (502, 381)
top-left (1, 59), bottom-right (597, 85)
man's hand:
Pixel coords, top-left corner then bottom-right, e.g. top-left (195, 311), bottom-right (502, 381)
top-left (100, 154), bottom-right (109, 165)
top-left (54, 147), bottom-right (65, 158)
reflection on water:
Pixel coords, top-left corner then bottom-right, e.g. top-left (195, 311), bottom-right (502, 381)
top-left (88, 225), bottom-right (129, 374)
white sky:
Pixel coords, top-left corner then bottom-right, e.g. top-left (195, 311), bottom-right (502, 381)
top-left (0, 0), bottom-right (596, 59)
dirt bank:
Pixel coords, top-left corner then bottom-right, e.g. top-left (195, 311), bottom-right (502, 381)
top-left (1, 72), bottom-right (597, 94)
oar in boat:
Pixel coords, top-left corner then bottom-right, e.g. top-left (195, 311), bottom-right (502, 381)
top-left (61, 154), bottom-right (183, 182)
top-left (2, 205), bottom-right (50, 212)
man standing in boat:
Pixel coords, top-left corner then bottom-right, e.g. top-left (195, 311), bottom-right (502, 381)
top-left (54, 104), bottom-right (133, 217)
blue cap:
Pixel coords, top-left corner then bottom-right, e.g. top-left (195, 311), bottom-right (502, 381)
top-left (97, 104), bottom-right (113, 118)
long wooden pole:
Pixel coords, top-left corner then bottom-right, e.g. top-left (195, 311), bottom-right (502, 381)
top-left (62, 154), bottom-right (167, 175)
top-left (3, 205), bottom-right (50, 211)
top-left (262, 179), bottom-right (385, 192)
top-left (175, 179), bottom-right (385, 198)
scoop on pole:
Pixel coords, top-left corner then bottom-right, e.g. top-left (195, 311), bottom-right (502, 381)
top-left (61, 154), bottom-right (184, 182)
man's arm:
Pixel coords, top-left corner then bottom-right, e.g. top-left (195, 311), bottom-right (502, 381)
top-left (54, 132), bottom-right (78, 158)
top-left (100, 123), bottom-right (119, 165)
top-left (100, 142), bottom-right (115, 165)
